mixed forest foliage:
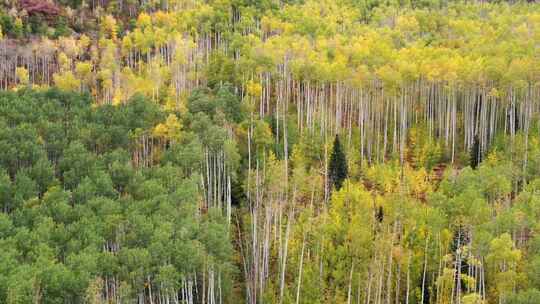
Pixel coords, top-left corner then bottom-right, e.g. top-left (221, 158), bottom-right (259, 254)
top-left (1, 0), bottom-right (540, 304)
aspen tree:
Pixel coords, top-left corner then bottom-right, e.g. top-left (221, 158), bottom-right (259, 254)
top-left (15, 67), bottom-right (29, 87)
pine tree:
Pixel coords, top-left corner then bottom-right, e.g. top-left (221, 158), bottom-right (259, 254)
top-left (376, 206), bottom-right (384, 223)
top-left (470, 135), bottom-right (481, 169)
top-left (329, 134), bottom-right (348, 191)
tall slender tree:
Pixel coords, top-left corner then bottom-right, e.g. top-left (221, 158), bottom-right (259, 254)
top-left (470, 135), bottom-right (481, 169)
top-left (329, 134), bottom-right (348, 191)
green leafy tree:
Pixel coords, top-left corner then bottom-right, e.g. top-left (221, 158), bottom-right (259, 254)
top-left (507, 289), bottom-right (540, 304)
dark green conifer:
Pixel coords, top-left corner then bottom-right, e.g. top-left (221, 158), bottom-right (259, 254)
top-left (329, 134), bottom-right (348, 191)
top-left (376, 206), bottom-right (384, 223)
top-left (470, 135), bottom-right (481, 169)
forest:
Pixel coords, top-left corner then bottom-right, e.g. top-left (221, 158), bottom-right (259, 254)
top-left (1, 0), bottom-right (540, 303)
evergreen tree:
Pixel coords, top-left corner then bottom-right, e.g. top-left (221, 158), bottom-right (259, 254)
top-left (329, 134), bottom-right (348, 191)
top-left (376, 206), bottom-right (384, 223)
top-left (470, 135), bottom-right (481, 169)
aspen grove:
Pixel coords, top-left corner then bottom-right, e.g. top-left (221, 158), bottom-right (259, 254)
top-left (1, 0), bottom-right (540, 304)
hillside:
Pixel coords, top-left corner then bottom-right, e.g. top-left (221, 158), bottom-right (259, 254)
top-left (1, 1), bottom-right (540, 303)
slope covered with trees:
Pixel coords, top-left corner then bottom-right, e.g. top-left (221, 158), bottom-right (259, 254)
top-left (1, 0), bottom-right (540, 304)
top-left (0, 89), bottom-right (235, 303)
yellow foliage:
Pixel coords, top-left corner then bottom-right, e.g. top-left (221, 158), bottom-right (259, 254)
top-left (112, 88), bottom-right (123, 106)
top-left (173, 37), bottom-right (195, 65)
top-left (350, 65), bottom-right (370, 88)
top-left (59, 37), bottom-right (81, 58)
top-left (153, 123), bottom-right (168, 138)
top-left (153, 114), bottom-right (182, 141)
top-left (484, 152), bottom-right (500, 166)
top-left (79, 34), bottom-right (91, 50)
top-left (53, 71), bottom-right (81, 92)
top-left (98, 69), bottom-right (113, 89)
top-left (15, 67), bottom-right (29, 86)
top-left (58, 52), bottom-right (70, 72)
top-left (101, 15), bottom-right (118, 40)
top-left (154, 11), bottom-right (172, 27)
top-left (14, 18), bottom-right (22, 32)
top-left (165, 114), bottom-right (182, 140)
top-left (404, 166), bottom-right (432, 198)
top-left (137, 13), bottom-right (152, 29)
top-left (326, 181), bottom-right (374, 256)
top-left (246, 80), bottom-right (262, 98)
top-left (396, 15), bottom-right (420, 35)
top-left (461, 293), bottom-right (485, 304)
top-left (121, 35), bottom-right (133, 56)
top-left (376, 65), bottom-right (402, 90)
top-left (75, 61), bottom-right (93, 85)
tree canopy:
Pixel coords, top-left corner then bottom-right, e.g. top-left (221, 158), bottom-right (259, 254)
top-left (1, 1), bottom-right (540, 304)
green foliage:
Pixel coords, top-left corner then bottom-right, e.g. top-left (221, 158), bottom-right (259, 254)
top-left (53, 17), bottom-right (71, 38)
top-left (28, 15), bottom-right (48, 36)
top-left (408, 125), bottom-right (443, 170)
top-left (329, 134), bottom-right (348, 191)
top-left (0, 13), bottom-right (14, 37)
top-left (207, 52), bottom-right (239, 89)
top-left (506, 289), bottom-right (540, 304)
top-left (57, 0), bottom-right (84, 9)
top-left (470, 135), bottom-right (481, 169)
top-left (0, 89), bottom-right (234, 302)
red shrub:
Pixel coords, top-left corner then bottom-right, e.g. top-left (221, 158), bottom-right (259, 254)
top-left (19, 0), bottom-right (61, 17)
